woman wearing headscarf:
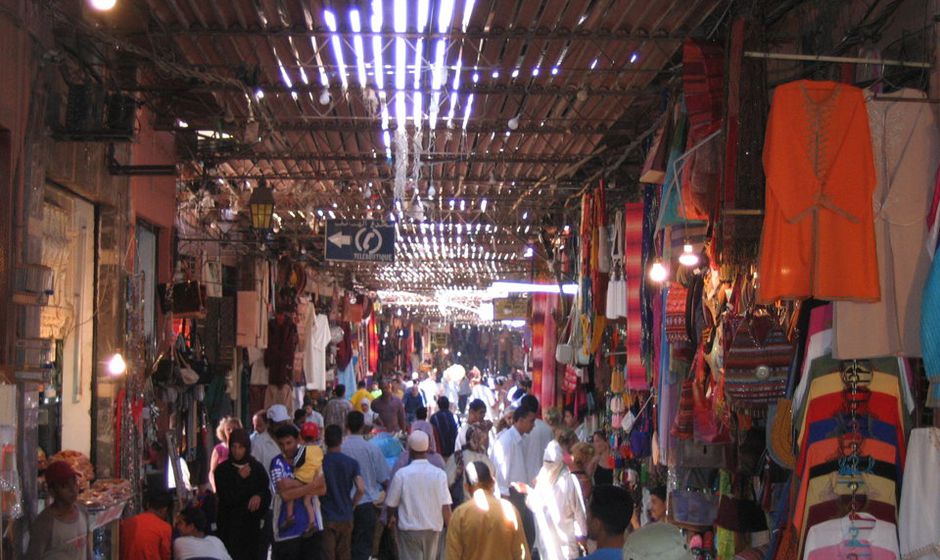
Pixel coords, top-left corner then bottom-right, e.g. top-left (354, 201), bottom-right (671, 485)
top-left (524, 440), bottom-right (587, 560)
top-left (214, 428), bottom-right (271, 560)
top-left (446, 421), bottom-right (497, 506)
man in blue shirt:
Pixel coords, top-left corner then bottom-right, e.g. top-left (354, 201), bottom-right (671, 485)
top-left (269, 424), bottom-right (327, 560)
top-left (321, 424), bottom-right (365, 560)
top-left (582, 484), bottom-right (634, 560)
top-left (430, 397), bottom-right (459, 460)
top-left (403, 382), bottom-right (424, 424)
top-left (342, 411), bottom-right (390, 560)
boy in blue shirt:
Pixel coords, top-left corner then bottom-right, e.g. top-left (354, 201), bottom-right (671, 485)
top-left (320, 424), bottom-right (365, 560)
top-left (582, 485), bottom-right (634, 560)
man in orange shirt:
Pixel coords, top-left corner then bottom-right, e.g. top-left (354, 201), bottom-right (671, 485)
top-left (120, 491), bottom-right (173, 560)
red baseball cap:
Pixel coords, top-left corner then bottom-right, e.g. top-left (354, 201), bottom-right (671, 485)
top-left (301, 422), bottom-right (320, 441)
top-left (45, 461), bottom-right (78, 487)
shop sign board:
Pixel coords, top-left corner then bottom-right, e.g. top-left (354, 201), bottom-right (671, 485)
top-left (494, 297), bottom-right (530, 320)
top-left (324, 220), bottom-right (395, 263)
top-left (431, 332), bottom-right (449, 351)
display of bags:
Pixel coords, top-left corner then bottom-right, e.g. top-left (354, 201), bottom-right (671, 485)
top-left (563, 365), bottom-right (581, 393)
top-left (610, 393), bottom-right (625, 428)
top-left (610, 364), bottom-right (625, 394)
top-left (723, 308), bottom-right (794, 410)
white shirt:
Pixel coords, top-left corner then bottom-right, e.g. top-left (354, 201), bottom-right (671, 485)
top-left (455, 422), bottom-right (470, 451)
top-left (804, 514), bottom-right (899, 560)
top-left (522, 419), bottom-right (554, 484)
top-left (471, 385), bottom-right (497, 421)
top-left (419, 378), bottom-right (439, 407)
top-left (250, 431), bottom-right (282, 477)
top-left (247, 347), bottom-right (269, 385)
top-left (173, 535), bottom-right (232, 560)
top-left (490, 426), bottom-right (529, 496)
top-left (386, 458), bottom-right (452, 531)
top-left (303, 314), bottom-right (331, 391)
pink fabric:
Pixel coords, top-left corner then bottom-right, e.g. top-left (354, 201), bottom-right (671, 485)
top-left (531, 294), bottom-right (558, 409)
top-left (926, 167), bottom-right (940, 255)
top-left (214, 443), bottom-right (229, 464)
top-left (624, 202), bottom-right (646, 390)
top-left (806, 542), bottom-right (897, 560)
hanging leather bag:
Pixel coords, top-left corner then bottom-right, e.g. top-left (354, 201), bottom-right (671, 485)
top-left (716, 477), bottom-right (769, 532)
top-left (723, 307), bottom-right (794, 412)
top-left (152, 351), bottom-right (180, 387)
top-left (675, 438), bottom-right (733, 469)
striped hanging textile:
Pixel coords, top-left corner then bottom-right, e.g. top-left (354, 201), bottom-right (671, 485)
top-left (625, 202), bottom-right (647, 390)
top-left (531, 302), bottom-right (545, 404)
top-left (368, 314), bottom-right (379, 373)
top-left (641, 185), bottom-right (657, 370)
top-left (682, 38), bottom-right (725, 220)
top-left (592, 183), bottom-right (609, 316)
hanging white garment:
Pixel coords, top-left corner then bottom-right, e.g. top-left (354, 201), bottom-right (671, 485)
top-left (247, 347), bottom-right (269, 386)
top-left (899, 427), bottom-right (940, 560)
top-left (303, 314), bottom-right (331, 391)
top-left (833, 88), bottom-right (940, 359)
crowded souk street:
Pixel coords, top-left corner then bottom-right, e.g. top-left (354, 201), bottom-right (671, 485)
top-left (1, 0), bottom-right (940, 559)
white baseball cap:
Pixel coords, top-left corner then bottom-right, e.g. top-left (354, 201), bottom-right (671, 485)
top-left (266, 404), bottom-right (291, 423)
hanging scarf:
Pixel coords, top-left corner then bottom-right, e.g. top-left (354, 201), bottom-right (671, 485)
top-left (624, 202), bottom-right (647, 390)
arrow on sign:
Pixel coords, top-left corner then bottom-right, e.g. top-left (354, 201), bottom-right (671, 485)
top-left (328, 231), bottom-right (351, 247)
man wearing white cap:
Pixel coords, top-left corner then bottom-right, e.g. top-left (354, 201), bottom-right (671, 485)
top-left (252, 405), bottom-right (291, 560)
top-left (254, 405), bottom-right (292, 476)
top-left (386, 431), bottom-right (453, 560)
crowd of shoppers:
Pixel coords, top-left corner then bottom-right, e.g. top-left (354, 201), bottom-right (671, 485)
top-left (99, 370), bottom-right (656, 560)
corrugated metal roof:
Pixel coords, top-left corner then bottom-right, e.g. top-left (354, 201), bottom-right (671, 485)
top-left (129, 0), bottom-right (724, 290)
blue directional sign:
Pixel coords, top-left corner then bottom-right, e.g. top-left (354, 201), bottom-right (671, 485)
top-left (324, 220), bottom-right (396, 263)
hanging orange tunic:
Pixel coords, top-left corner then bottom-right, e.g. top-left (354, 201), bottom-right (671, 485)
top-left (758, 80), bottom-right (880, 303)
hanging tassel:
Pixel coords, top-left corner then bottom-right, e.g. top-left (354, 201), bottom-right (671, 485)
top-left (394, 130), bottom-right (409, 204)
top-left (411, 129), bottom-right (423, 182)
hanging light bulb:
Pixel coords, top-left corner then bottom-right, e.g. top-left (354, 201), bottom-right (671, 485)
top-left (107, 353), bottom-right (127, 376)
top-left (89, 0), bottom-right (117, 11)
top-left (507, 115), bottom-right (520, 130)
top-left (678, 243), bottom-right (699, 267)
top-left (319, 89), bottom-right (332, 105)
top-left (648, 259), bottom-right (668, 283)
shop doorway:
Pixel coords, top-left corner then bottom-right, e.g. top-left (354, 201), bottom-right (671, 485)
top-left (135, 222), bottom-right (157, 352)
top-left (37, 187), bottom-right (95, 458)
